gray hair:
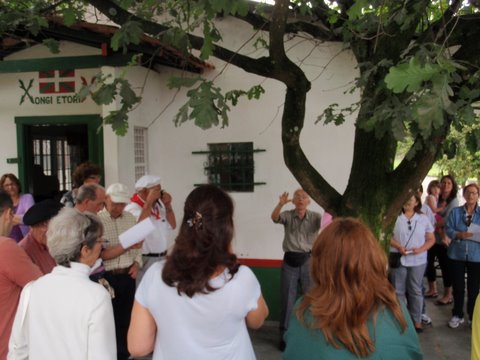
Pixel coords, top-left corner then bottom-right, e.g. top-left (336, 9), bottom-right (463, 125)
top-left (47, 208), bottom-right (103, 267)
top-left (76, 183), bottom-right (104, 204)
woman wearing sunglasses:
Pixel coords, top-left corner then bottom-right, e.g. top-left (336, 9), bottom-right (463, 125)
top-left (390, 193), bottom-right (435, 333)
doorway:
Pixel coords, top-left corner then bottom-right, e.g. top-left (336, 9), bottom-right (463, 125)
top-left (15, 115), bottom-right (103, 202)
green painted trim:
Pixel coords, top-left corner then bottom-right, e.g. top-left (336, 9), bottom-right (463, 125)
top-left (193, 182), bottom-right (266, 187)
top-left (192, 149), bottom-right (266, 154)
top-left (0, 54), bottom-right (133, 74)
top-left (15, 115), bottom-right (104, 190)
top-left (250, 266), bottom-right (281, 321)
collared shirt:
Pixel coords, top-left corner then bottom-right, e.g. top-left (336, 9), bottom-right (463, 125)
top-left (390, 213), bottom-right (434, 267)
top-left (125, 200), bottom-right (172, 254)
top-left (98, 209), bottom-right (142, 271)
top-left (445, 204), bottom-right (480, 263)
top-left (18, 232), bottom-right (56, 274)
top-left (274, 210), bottom-right (321, 252)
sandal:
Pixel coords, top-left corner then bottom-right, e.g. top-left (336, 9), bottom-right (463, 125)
top-left (435, 298), bottom-right (453, 306)
top-left (425, 292), bottom-right (438, 298)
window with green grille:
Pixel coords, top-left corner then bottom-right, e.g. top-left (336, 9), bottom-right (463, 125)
top-left (193, 142), bottom-right (265, 192)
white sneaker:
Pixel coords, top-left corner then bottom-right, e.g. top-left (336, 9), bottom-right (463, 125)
top-left (421, 314), bottom-right (432, 325)
top-left (448, 316), bottom-right (464, 329)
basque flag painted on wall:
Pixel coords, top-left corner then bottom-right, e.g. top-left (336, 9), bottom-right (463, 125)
top-left (39, 69), bottom-right (75, 94)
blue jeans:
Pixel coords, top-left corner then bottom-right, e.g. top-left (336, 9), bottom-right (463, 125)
top-left (280, 258), bottom-right (311, 333)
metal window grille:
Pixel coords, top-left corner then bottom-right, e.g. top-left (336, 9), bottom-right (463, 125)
top-left (134, 126), bottom-right (148, 181)
top-left (206, 142), bottom-right (255, 192)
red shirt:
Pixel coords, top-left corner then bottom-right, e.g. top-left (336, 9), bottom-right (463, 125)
top-left (0, 237), bottom-right (42, 359)
top-left (19, 232), bottom-right (56, 275)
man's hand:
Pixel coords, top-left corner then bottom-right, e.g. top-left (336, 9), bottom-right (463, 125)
top-left (145, 186), bottom-right (161, 206)
top-left (278, 192), bottom-right (290, 206)
top-left (129, 262), bottom-right (139, 279)
top-left (161, 191), bottom-right (172, 207)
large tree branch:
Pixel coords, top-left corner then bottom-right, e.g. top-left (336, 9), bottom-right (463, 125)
top-left (235, 1), bottom-right (340, 41)
top-left (87, 0), bottom-right (281, 79)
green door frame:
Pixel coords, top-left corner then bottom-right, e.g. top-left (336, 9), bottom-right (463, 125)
top-left (15, 114), bottom-right (104, 190)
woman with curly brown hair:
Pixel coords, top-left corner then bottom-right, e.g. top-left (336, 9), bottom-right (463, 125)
top-left (128, 185), bottom-right (268, 360)
top-left (284, 218), bottom-right (422, 359)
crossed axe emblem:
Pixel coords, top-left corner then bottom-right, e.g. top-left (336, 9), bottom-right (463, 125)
top-left (19, 79), bottom-right (34, 105)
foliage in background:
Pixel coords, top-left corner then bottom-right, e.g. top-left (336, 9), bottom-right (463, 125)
top-left (2, 0), bottom-right (480, 241)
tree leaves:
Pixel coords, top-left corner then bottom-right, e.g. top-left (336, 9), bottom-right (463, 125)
top-left (77, 72), bottom-right (141, 136)
top-left (111, 21), bottom-right (143, 53)
top-left (384, 58), bottom-right (439, 93)
top-left (173, 80), bottom-right (264, 129)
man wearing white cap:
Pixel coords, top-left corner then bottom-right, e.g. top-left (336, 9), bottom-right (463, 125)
top-left (125, 175), bottom-right (176, 284)
top-left (98, 183), bottom-right (142, 360)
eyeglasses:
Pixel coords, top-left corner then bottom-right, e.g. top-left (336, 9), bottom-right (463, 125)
top-left (465, 215), bottom-right (473, 226)
top-left (96, 237), bottom-right (110, 246)
top-left (465, 191), bottom-right (479, 196)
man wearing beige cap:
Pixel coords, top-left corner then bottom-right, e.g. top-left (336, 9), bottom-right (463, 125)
top-left (98, 183), bottom-right (142, 360)
top-left (125, 175), bottom-right (176, 284)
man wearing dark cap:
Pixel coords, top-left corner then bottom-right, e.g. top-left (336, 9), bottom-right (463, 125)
top-left (19, 199), bottom-right (63, 274)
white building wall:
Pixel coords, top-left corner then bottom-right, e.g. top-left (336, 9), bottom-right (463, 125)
top-left (0, 42), bottom-right (102, 176)
top-left (0, 18), bottom-right (359, 259)
top-left (123, 18), bottom-right (359, 259)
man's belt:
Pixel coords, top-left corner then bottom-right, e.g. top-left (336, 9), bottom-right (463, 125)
top-left (106, 267), bottom-right (131, 275)
top-left (143, 251), bottom-right (167, 257)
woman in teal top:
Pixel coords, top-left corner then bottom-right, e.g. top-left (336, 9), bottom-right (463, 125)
top-left (284, 218), bottom-right (422, 360)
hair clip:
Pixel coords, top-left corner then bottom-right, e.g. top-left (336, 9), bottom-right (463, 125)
top-left (187, 211), bottom-right (203, 228)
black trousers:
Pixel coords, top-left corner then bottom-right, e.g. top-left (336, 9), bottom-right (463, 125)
top-left (450, 259), bottom-right (480, 320)
top-left (426, 243), bottom-right (452, 287)
top-left (104, 272), bottom-right (136, 360)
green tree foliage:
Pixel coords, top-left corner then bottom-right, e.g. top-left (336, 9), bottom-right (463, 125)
top-left (3, 0), bottom-right (480, 240)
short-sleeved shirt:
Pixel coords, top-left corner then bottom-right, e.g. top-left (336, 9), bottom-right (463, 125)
top-left (125, 200), bottom-right (172, 254)
top-left (136, 261), bottom-right (260, 360)
top-left (390, 213), bottom-right (434, 267)
top-left (98, 209), bottom-right (142, 271)
top-left (274, 210), bottom-right (321, 252)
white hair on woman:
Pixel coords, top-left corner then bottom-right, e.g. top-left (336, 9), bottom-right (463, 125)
top-left (47, 207), bottom-right (103, 266)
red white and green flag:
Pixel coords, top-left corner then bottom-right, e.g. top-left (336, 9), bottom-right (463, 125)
top-left (39, 69), bottom-right (75, 94)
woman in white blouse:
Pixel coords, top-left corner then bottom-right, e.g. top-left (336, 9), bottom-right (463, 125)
top-left (8, 208), bottom-right (116, 360)
top-left (390, 194), bottom-right (435, 333)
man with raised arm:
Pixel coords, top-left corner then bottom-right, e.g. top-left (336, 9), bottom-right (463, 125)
top-left (271, 189), bottom-right (321, 351)
top-left (125, 175), bottom-right (176, 284)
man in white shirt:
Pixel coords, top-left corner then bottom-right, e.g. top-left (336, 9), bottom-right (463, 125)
top-left (125, 175), bottom-right (176, 284)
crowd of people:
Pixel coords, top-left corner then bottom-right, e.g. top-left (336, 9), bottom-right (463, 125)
top-left (1, 163), bottom-right (480, 359)
top-left (0, 163), bottom-right (269, 360)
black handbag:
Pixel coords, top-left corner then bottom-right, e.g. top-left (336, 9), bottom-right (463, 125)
top-left (388, 252), bottom-right (402, 268)
top-left (389, 220), bottom-right (417, 269)
top-left (284, 251), bottom-right (310, 267)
